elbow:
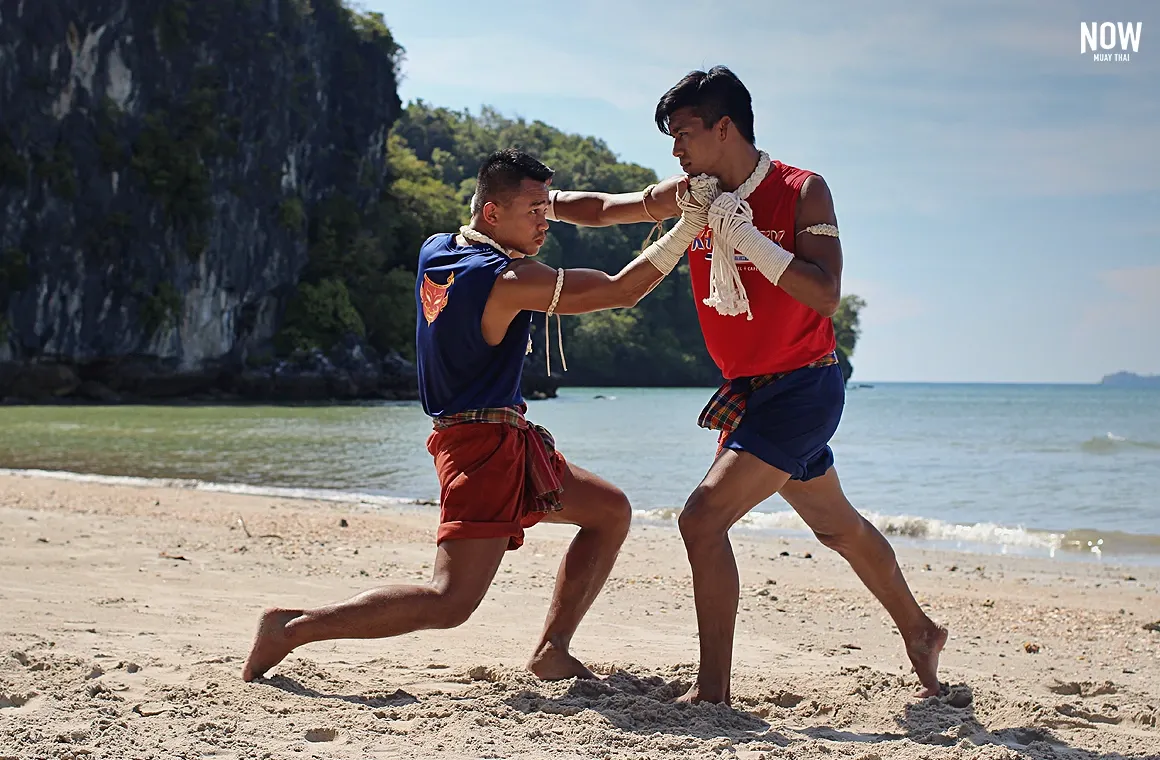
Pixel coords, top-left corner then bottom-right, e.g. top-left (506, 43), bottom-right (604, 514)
top-left (615, 279), bottom-right (650, 309)
top-left (816, 287), bottom-right (841, 318)
top-left (620, 290), bottom-right (645, 309)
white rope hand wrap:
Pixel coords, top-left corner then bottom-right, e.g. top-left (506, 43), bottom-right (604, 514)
top-left (639, 184), bottom-right (711, 276)
top-left (689, 151), bottom-right (775, 319)
top-left (709, 192), bottom-right (794, 287)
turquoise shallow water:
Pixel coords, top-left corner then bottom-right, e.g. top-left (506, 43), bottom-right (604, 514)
top-left (2, 383), bottom-right (1158, 563)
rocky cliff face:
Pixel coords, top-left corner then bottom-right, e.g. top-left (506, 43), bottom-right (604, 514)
top-left (0, 0), bottom-right (408, 400)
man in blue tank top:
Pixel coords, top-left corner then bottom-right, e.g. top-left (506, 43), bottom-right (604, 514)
top-left (243, 149), bottom-right (706, 683)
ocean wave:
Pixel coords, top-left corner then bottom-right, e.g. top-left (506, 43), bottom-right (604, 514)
top-left (633, 508), bottom-right (1062, 551)
top-left (7, 466), bottom-right (1159, 562)
top-left (1081, 432), bottom-right (1160, 454)
top-left (0, 467), bottom-right (423, 507)
top-left (632, 507), bottom-right (1160, 560)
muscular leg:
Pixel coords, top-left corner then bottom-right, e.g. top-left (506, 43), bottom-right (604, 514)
top-left (779, 467), bottom-right (947, 697)
top-left (677, 449), bottom-right (792, 704)
top-left (527, 462), bottom-right (632, 681)
top-left (242, 536), bottom-right (508, 681)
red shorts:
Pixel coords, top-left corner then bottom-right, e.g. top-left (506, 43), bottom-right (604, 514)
top-left (426, 422), bottom-right (567, 550)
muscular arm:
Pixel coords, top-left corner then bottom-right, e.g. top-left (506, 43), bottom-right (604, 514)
top-left (549, 175), bottom-right (684, 227)
top-left (779, 175), bottom-right (843, 317)
top-left (480, 256), bottom-right (664, 345)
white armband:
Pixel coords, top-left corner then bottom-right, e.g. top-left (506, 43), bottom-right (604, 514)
top-left (546, 189), bottom-right (560, 222)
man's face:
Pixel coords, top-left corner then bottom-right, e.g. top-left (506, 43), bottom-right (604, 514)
top-left (488, 178), bottom-right (551, 256)
top-left (668, 107), bottom-right (727, 177)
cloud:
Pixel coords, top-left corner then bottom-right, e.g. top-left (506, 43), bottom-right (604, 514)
top-left (1084, 265), bottom-right (1160, 318)
top-left (387, 0), bottom-right (1158, 207)
top-left (1075, 265), bottom-right (1160, 371)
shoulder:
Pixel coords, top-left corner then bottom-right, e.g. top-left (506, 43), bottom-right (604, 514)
top-left (419, 232), bottom-right (454, 258)
top-left (798, 174), bottom-right (833, 209)
top-left (423, 232), bottom-right (454, 249)
top-left (767, 160), bottom-right (817, 191)
top-left (767, 161), bottom-right (832, 208)
top-left (497, 257), bottom-right (553, 284)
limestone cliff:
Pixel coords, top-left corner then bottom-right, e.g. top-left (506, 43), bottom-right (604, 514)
top-left (0, 0), bottom-right (404, 400)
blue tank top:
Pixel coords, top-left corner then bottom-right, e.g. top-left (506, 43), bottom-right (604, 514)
top-left (415, 233), bottom-right (532, 417)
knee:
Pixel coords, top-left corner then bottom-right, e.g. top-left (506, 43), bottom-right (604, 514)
top-left (606, 488), bottom-right (632, 538)
top-left (429, 588), bottom-right (485, 630)
top-left (590, 486), bottom-right (632, 540)
top-left (813, 515), bottom-right (871, 555)
top-left (678, 488), bottom-right (729, 549)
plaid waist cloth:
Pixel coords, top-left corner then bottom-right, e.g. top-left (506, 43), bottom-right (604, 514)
top-left (697, 353), bottom-right (840, 445)
top-left (432, 404), bottom-right (563, 514)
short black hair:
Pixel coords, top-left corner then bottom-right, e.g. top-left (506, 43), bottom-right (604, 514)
top-left (473, 148), bottom-right (553, 214)
top-left (655, 65), bottom-right (755, 145)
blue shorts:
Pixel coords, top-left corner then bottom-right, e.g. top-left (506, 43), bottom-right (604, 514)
top-left (721, 362), bottom-right (845, 481)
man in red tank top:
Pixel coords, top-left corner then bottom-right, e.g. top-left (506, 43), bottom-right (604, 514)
top-left (550, 66), bottom-right (947, 705)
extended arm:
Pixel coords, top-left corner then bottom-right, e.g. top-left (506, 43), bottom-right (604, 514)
top-left (547, 175), bottom-right (684, 227)
top-left (498, 255), bottom-right (663, 315)
top-left (481, 198), bottom-right (708, 344)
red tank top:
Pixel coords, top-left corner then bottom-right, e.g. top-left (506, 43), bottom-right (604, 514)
top-left (687, 160), bottom-right (837, 380)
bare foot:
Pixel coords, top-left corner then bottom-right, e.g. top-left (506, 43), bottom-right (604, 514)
top-left (527, 641), bottom-right (597, 681)
top-left (906, 622), bottom-right (948, 698)
top-left (676, 684), bottom-right (729, 705)
top-left (242, 608), bottom-right (302, 682)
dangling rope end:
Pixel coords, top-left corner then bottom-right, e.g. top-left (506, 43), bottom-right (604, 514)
top-left (544, 268), bottom-right (566, 378)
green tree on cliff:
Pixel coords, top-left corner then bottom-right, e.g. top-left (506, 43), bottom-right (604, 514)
top-left (832, 294), bottom-right (866, 384)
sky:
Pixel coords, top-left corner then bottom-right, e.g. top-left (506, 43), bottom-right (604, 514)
top-left (364, 0), bottom-right (1158, 383)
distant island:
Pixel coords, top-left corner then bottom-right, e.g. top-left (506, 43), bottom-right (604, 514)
top-left (1100, 372), bottom-right (1160, 388)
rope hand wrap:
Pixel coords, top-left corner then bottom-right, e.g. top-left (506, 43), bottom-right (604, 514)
top-left (638, 183), bottom-right (711, 276)
top-left (708, 192), bottom-right (794, 291)
top-left (686, 151), bottom-right (772, 320)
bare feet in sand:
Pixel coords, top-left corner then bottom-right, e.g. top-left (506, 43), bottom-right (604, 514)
top-left (526, 641), bottom-right (597, 681)
top-left (907, 622), bottom-right (949, 698)
top-left (242, 608), bottom-right (302, 682)
top-left (676, 684), bottom-right (728, 706)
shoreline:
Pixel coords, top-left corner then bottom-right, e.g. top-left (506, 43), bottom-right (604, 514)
top-left (2, 464), bottom-right (1159, 569)
top-left (2, 471), bottom-right (1158, 758)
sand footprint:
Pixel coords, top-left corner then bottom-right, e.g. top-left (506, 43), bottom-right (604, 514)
top-left (1047, 679), bottom-right (1117, 697)
top-left (0, 692), bottom-right (37, 708)
top-left (305, 728), bottom-right (338, 742)
top-left (466, 665), bottom-right (501, 682)
top-left (1054, 703), bottom-right (1123, 725)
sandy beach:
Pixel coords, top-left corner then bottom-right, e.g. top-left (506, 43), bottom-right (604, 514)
top-left (1, 471), bottom-right (1158, 759)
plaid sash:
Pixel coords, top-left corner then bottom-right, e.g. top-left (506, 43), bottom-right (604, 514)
top-left (432, 404), bottom-right (563, 514)
top-left (697, 353), bottom-right (840, 445)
